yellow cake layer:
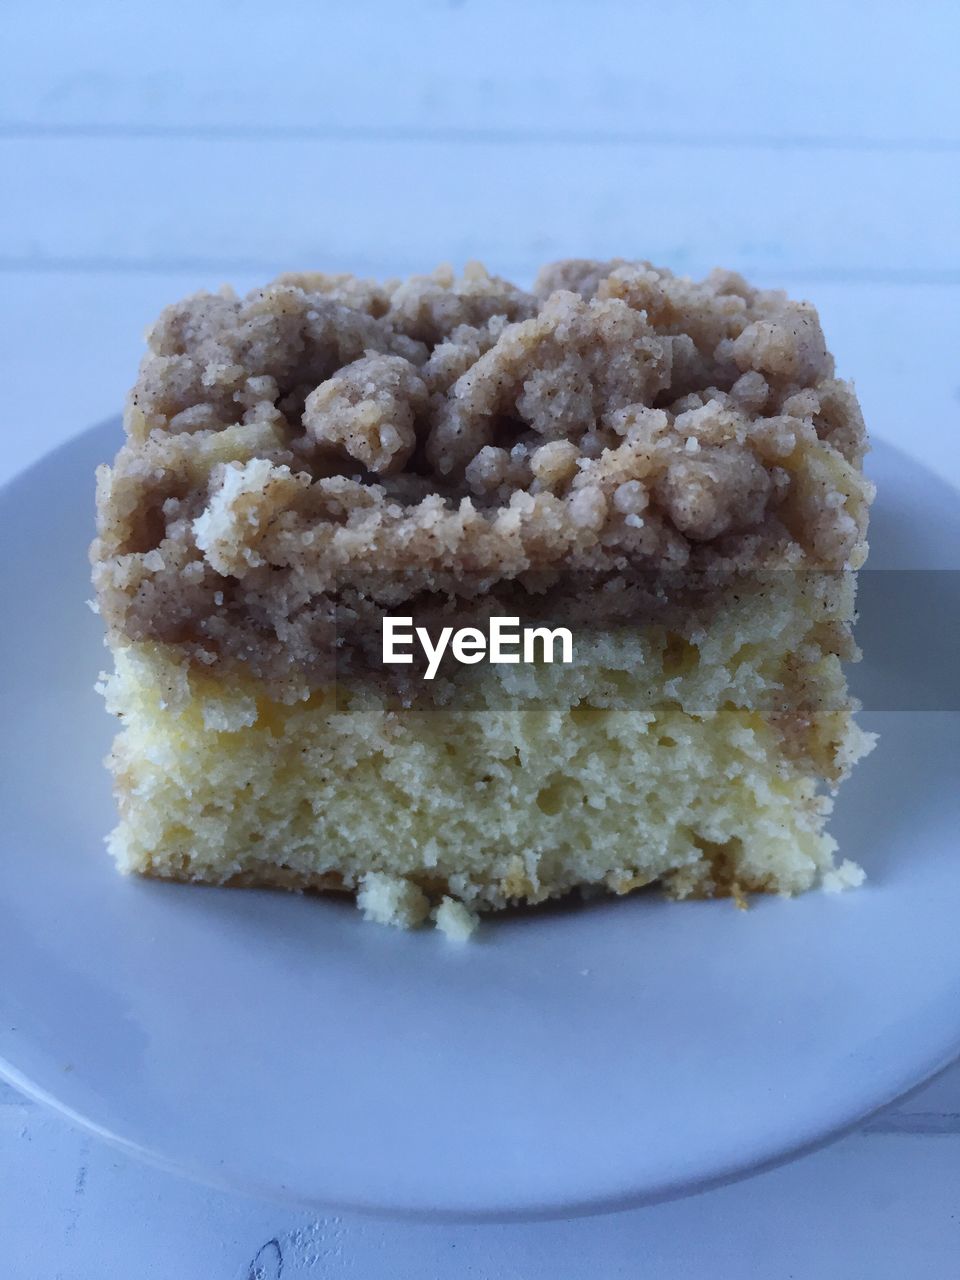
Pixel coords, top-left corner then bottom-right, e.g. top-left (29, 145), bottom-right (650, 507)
top-left (100, 582), bottom-right (872, 934)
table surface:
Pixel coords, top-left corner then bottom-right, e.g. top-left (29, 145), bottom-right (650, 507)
top-left (3, 2), bottom-right (959, 1274)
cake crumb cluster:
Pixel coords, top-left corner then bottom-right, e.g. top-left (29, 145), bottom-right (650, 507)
top-left (93, 260), bottom-right (872, 693)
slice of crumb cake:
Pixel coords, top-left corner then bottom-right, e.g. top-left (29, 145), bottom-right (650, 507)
top-left (91, 260), bottom-right (874, 935)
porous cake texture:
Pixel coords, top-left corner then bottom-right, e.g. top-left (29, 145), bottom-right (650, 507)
top-left (92, 260), bottom-right (875, 935)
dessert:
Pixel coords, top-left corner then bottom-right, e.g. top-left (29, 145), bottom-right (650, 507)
top-left (92, 260), bottom-right (875, 936)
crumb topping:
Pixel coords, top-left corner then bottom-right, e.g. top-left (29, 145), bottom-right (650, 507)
top-left (93, 260), bottom-right (872, 692)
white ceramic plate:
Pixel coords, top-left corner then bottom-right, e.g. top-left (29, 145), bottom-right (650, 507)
top-left (1, 421), bottom-right (958, 1219)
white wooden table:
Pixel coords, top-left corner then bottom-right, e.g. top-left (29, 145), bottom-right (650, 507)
top-left (3, 3), bottom-right (959, 1274)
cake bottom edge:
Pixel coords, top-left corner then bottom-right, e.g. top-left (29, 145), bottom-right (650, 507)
top-left (126, 852), bottom-right (867, 942)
